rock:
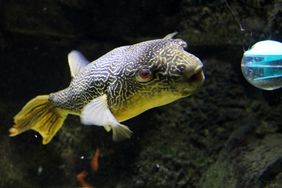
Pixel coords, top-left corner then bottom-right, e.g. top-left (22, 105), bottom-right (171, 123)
top-left (200, 118), bottom-right (282, 188)
top-left (1, 1), bottom-right (281, 47)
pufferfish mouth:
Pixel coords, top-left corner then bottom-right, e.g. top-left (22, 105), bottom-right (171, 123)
top-left (181, 66), bottom-right (205, 95)
top-left (187, 67), bottom-right (205, 83)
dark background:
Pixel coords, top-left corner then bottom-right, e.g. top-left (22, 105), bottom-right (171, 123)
top-left (0, 0), bottom-right (281, 187)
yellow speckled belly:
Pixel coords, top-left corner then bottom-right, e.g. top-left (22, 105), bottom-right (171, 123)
top-left (112, 92), bottom-right (183, 122)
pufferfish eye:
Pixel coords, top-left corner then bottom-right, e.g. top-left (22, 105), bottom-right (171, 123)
top-left (135, 68), bottom-right (153, 82)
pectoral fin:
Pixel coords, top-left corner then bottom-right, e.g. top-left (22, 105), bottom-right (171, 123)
top-left (68, 50), bottom-right (90, 77)
top-left (81, 94), bottom-right (133, 141)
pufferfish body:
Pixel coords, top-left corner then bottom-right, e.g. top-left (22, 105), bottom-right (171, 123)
top-left (9, 33), bottom-right (205, 144)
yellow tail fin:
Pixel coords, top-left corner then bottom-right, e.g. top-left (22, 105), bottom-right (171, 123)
top-left (9, 95), bottom-right (68, 144)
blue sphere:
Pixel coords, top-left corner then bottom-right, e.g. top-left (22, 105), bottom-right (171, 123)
top-left (241, 40), bottom-right (282, 90)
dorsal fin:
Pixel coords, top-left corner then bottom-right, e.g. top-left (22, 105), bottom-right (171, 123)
top-left (163, 32), bottom-right (178, 39)
top-left (68, 50), bottom-right (90, 77)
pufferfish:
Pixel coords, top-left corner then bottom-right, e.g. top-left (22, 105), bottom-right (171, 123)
top-left (9, 33), bottom-right (205, 144)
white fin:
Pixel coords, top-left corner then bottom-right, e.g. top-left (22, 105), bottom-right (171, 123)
top-left (81, 94), bottom-right (133, 141)
top-left (68, 50), bottom-right (90, 77)
top-left (164, 32), bottom-right (178, 39)
top-left (104, 124), bottom-right (112, 132)
top-left (112, 124), bottom-right (133, 142)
